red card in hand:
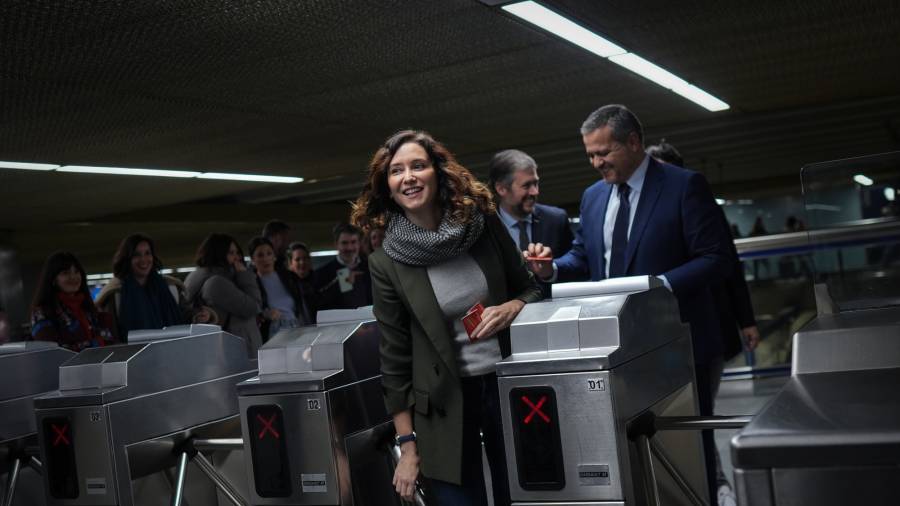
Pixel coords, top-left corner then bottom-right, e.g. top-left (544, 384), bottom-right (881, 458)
top-left (462, 303), bottom-right (485, 341)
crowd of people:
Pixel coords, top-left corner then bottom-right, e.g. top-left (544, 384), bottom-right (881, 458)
top-left (22, 103), bottom-right (760, 506)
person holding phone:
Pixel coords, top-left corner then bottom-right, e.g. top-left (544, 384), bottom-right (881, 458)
top-left (314, 223), bottom-right (373, 310)
top-left (184, 233), bottom-right (262, 354)
top-left (351, 130), bottom-right (541, 506)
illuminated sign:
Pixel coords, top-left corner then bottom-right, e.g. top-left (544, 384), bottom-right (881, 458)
top-left (509, 386), bottom-right (565, 490)
top-left (247, 405), bottom-right (291, 497)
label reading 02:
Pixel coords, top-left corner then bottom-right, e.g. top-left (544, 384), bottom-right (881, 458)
top-left (307, 398), bottom-right (321, 411)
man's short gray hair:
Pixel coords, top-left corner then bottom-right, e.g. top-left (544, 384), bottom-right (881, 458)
top-left (488, 149), bottom-right (537, 191)
top-left (580, 104), bottom-right (644, 146)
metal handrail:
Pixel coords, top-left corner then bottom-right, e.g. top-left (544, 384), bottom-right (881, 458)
top-left (734, 217), bottom-right (900, 259)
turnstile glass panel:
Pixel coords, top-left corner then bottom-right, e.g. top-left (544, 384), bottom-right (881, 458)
top-left (43, 416), bottom-right (79, 499)
top-left (509, 386), bottom-right (565, 490)
top-left (247, 404), bottom-right (292, 497)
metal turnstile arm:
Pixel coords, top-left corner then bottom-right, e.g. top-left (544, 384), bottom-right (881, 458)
top-left (191, 451), bottom-right (247, 506)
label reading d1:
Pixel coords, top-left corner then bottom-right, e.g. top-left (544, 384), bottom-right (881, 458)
top-left (578, 464), bottom-right (611, 486)
top-left (301, 473), bottom-right (327, 493)
top-left (587, 378), bottom-right (606, 392)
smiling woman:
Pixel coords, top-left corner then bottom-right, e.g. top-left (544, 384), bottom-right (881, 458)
top-left (351, 130), bottom-right (542, 506)
top-left (95, 233), bottom-right (209, 342)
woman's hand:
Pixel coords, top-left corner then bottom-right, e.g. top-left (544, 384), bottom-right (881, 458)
top-left (393, 443), bottom-right (420, 502)
top-left (470, 299), bottom-right (525, 340)
top-left (232, 258), bottom-right (246, 272)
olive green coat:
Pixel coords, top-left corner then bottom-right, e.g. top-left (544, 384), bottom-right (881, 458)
top-left (369, 215), bottom-right (543, 485)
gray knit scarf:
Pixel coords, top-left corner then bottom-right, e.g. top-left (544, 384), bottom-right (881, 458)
top-left (382, 211), bottom-right (485, 267)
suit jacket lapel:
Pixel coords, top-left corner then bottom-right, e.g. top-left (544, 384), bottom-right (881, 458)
top-left (530, 205), bottom-right (543, 245)
top-left (625, 160), bottom-right (664, 272)
top-left (393, 262), bottom-right (459, 376)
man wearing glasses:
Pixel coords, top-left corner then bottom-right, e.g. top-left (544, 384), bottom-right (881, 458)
top-left (527, 104), bottom-right (733, 504)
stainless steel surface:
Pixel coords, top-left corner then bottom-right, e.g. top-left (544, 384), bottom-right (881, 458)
top-left (2, 457), bottom-right (21, 506)
top-left (648, 439), bottom-right (706, 506)
top-left (0, 342), bottom-right (75, 444)
top-left (653, 416), bottom-right (752, 431)
top-left (500, 282), bottom-right (706, 505)
top-left (192, 452), bottom-right (246, 506)
top-left (238, 315), bottom-right (395, 505)
top-left (34, 327), bottom-right (257, 506)
top-left (170, 452), bottom-right (188, 506)
top-left (733, 303), bottom-right (900, 505)
top-left (498, 285), bottom-right (687, 377)
top-left (127, 323), bottom-right (221, 343)
top-left (315, 307), bottom-right (374, 325)
top-left (192, 439), bottom-right (245, 452)
top-left (733, 217), bottom-right (900, 258)
top-left (636, 435), bottom-right (660, 506)
top-left (791, 305), bottom-right (900, 375)
top-left (249, 320), bottom-right (380, 393)
top-left (551, 275), bottom-right (662, 299)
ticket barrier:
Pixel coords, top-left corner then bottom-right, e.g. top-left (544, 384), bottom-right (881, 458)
top-left (236, 307), bottom-right (406, 505)
top-left (497, 276), bottom-right (708, 506)
top-left (0, 342), bottom-right (75, 506)
top-left (33, 324), bottom-right (257, 506)
top-left (731, 302), bottom-right (900, 506)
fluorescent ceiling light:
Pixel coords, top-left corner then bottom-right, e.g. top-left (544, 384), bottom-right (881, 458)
top-left (853, 174), bottom-right (874, 186)
top-left (58, 166), bottom-right (201, 178)
top-left (669, 83), bottom-right (730, 112)
top-left (502, 1), bottom-right (729, 112)
top-left (175, 267), bottom-right (197, 273)
top-left (197, 172), bottom-right (303, 184)
top-left (715, 198), bottom-right (726, 205)
top-left (311, 250), bottom-right (338, 257)
top-left (608, 53), bottom-right (689, 90)
top-left (885, 188), bottom-right (896, 201)
top-left (503, 1), bottom-right (626, 57)
top-left (0, 161), bottom-right (61, 171)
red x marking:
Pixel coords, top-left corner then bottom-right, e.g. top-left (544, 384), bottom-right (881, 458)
top-left (51, 423), bottom-right (70, 446)
top-left (521, 395), bottom-right (550, 424)
top-left (256, 413), bottom-right (280, 440)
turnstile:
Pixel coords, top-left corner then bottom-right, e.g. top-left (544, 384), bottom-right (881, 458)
top-left (731, 304), bottom-right (900, 506)
top-left (1, 342), bottom-right (75, 506)
top-left (497, 276), bottom-right (707, 506)
top-left (237, 308), bottom-right (400, 505)
top-left (33, 324), bottom-right (257, 506)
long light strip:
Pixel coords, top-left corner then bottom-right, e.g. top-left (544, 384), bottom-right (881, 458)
top-left (1, 164), bottom-right (303, 183)
top-left (59, 166), bottom-right (201, 178)
top-left (197, 172), bottom-right (304, 183)
top-left (502, 1), bottom-right (730, 112)
top-left (502, 1), bottom-right (625, 57)
top-left (0, 161), bottom-right (60, 170)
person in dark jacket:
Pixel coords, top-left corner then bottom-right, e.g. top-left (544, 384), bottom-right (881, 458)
top-left (31, 251), bottom-right (116, 351)
top-left (288, 241), bottom-right (318, 323)
top-left (314, 223), bottom-right (373, 310)
top-left (96, 233), bottom-right (210, 342)
top-left (351, 130), bottom-right (542, 506)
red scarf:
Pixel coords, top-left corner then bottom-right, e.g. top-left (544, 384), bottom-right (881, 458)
top-left (57, 292), bottom-right (104, 345)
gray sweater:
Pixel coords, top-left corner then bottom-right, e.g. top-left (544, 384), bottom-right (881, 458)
top-left (183, 266), bottom-right (262, 355)
top-left (427, 253), bottom-right (500, 377)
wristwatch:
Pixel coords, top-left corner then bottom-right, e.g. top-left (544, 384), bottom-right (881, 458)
top-left (394, 431), bottom-right (417, 446)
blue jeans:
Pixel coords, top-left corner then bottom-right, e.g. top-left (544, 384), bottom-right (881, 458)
top-left (428, 373), bottom-right (510, 506)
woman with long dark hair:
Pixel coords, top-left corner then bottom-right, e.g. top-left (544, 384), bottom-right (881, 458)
top-left (183, 233), bottom-right (262, 354)
top-left (96, 233), bottom-right (210, 341)
top-left (352, 130), bottom-right (541, 505)
top-left (247, 236), bottom-right (312, 340)
top-left (30, 251), bottom-right (116, 351)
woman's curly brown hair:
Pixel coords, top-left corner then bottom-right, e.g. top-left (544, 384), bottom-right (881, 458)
top-left (351, 130), bottom-right (495, 233)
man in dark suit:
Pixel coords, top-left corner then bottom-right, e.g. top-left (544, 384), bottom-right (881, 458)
top-left (314, 223), bottom-right (373, 310)
top-left (528, 104), bottom-right (733, 504)
top-left (488, 149), bottom-right (574, 298)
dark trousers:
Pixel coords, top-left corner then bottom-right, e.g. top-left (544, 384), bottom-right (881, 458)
top-left (694, 361), bottom-right (721, 504)
top-left (430, 373), bottom-right (510, 506)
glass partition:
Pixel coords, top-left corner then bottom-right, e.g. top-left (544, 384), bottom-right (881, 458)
top-left (724, 151), bottom-right (900, 375)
